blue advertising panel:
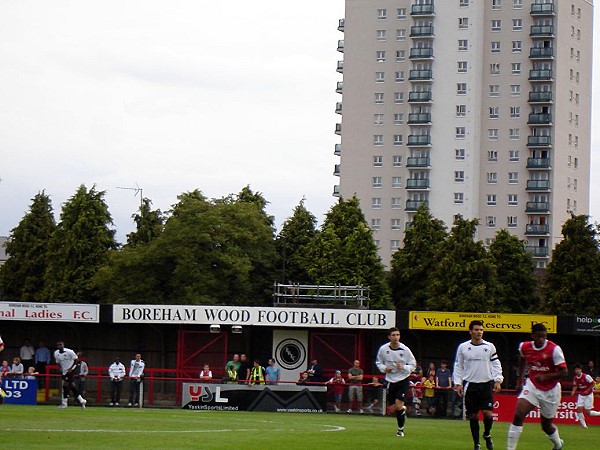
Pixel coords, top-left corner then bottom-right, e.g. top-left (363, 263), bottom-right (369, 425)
top-left (2, 378), bottom-right (37, 405)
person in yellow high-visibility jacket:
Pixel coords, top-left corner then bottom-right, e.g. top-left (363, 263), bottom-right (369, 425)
top-left (250, 360), bottom-right (265, 385)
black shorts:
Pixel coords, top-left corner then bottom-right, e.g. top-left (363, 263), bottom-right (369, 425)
top-left (387, 378), bottom-right (410, 405)
top-left (464, 381), bottom-right (494, 415)
top-left (62, 372), bottom-right (76, 383)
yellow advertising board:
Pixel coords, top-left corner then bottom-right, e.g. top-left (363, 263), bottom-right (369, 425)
top-left (409, 311), bottom-right (557, 333)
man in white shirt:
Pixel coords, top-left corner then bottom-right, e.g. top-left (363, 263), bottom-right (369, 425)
top-left (128, 353), bottom-right (145, 407)
top-left (108, 357), bottom-right (126, 406)
top-left (454, 320), bottom-right (503, 450)
top-left (54, 341), bottom-right (87, 409)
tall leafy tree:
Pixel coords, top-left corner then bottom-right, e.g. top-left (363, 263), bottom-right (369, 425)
top-left (306, 196), bottom-right (390, 309)
top-left (42, 185), bottom-right (117, 302)
top-left (0, 191), bottom-right (56, 300)
top-left (427, 216), bottom-right (498, 312)
top-left (389, 204), bottom-right (447, 310)
top-left (126, 198), bottom-right (164, 246)
top-left (488, 229), bottom-right (537, 312)
top-left (276, 199), bottom-right (318, 284)
top-left (541, 215), bottom-right (600, 314)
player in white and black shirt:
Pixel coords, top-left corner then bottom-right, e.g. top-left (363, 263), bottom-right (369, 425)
top-left (376, 327), bottom-right (416, 438)
top-left (453, 320), bottom-right (503, 450)
top-left (54, 341), bottom-right (87, 409)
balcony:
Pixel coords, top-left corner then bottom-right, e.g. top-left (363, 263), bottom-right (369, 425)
top-left (409, 48), bottom-right (434, 60)
top-left (530, 25), bottom-right (554, 38)
top-left (405, 200), bottom-right (429, 211)
top-left (333, 164), bottom-right (340, 176)
top-left (526, 201), bottom-right (550, 213)
top-left (529, 47), bottom-right (554, 59)
top-left (334, 143), bottom-right (341, 156)
top-left (410, 25), bottom-right (434, 38)
top-left (525, 224), bottom-right (550, 235)
top-left (527, 179), bottom-right (551, 191)
top-left (406, 157), bottom-right (430, 167)
top-left (526, 246), bottom-right (549, 257)
top-left (337, 40), bottom-right (344, 52)
top-left (528, 113), bottom-right (552, 125)
top-left (527, 136), bottom-right (552, 147)
top-left (408, 91), bottom-right (433, 103)
top-left (333, 185), bottom-right (340, 197)
top-left (334, 123), bottom-right (341, 135)
top-left (529, 69), bottom-right (553, 81)
top-left (338, 18), bottom-right (345, 32)
top-left (336, 60), bottom-right (344, 73)
top-left (335, 102), bottom-right (342, 114)
top-left (408, 113), bottom-right (432, 124)
top-left (408, 135), bottom-right (431, 146)
top-left (411, 4), bottom-right (435, 16)
top-left (527, 157), bottom-right (551, 169)
top-left (531, 3), bottom-right (555, 15)
top-left (409, 69), bottom-right (433, 81)
top-left (336, 81), bottom-right (343, 93)
top-left (528, 91), bottom-right (553, 103)
top-left (406, 179), bottom-right (430, 190)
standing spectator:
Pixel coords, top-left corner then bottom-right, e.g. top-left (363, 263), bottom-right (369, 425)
top-left (0, 334), bottom-right (4, 353)
top-left (506, 323), bottom-right (567, 450)
top-left (199, 364), bottom-right (213, 381)
top-left (327, 370), bottom-right (346, 413)
top-left (20, 338), bottom-right (35, 371)
top-left (307, 358), bottom-right (323, 383)
top-left (238, 354), bottom-right (250, 384)
top-left (453, 320), bottom-right (503, 450)
top-left (365, 376), bottom-right (383, 414)
top-left (347, 360), bottom-right (364, 413)
top-left (423, 374), bottom-right (436, 415)
top-left (584, 360), bottom-right (597, 379)
top-left (25, 366), bottom-right (39, 380)
top-left (0, 360), bottom-right (9, 376)
top-left (108, 356), bottom-right (126, 406)
top-left (225, 364), bottom-right (238, 383)
top-left (75, 352), bottom-right (88, 397)
top-left (54, 340), bottom-right (87, 409)
top-left (9, 357), bottom-right (24, 378)
top-left (435, 360), bottom-right (452, 417)
top-left (225, 354), bottom-right (240, 375)
top-left (376, 327), bottom-right (417, 438)
top-left (265, 358), bottom-right (280, 385)
top-left (571, 363), bottom-right (600, 428)
top-left (411, 361), bottom-right (423, 381)
top-left (249, 359), bottom-right (266, 385)
top-left (425, 362), bottom-right (436, 380)
top-left (128, 353), bottom-right (145, 407)
top-left (34, 340), bottom-right (51, 388)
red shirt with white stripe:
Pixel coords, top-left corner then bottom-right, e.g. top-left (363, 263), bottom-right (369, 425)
top-left (573, 372), bottom-right (595, 396)
top-left (519, 339), bottom-right (566, 391)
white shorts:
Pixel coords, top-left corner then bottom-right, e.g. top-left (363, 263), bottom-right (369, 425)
top-left (519, 378), bottom-right (561, 419)
top-left (577, 393), bottom-right (594, 410)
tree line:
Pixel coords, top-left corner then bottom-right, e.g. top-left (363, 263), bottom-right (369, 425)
top-left (1, 186), bottom-right (599, 314)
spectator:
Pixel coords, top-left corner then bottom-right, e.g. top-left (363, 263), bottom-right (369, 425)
top-left (9, 356), bottom-right (24, 378)
top-left (365, 376), bottom-right (383, 414)
top-left (249, 359), bottom-right (266, 385)
top-left (307, 358), bottom-right (323, 384)
top-left (25, 366), bottom-right (39, 380)
top-left (435, 360), bottom-right (452, 417)
top-left (411, 361), bottom-right (424, 381)
top-left (347, 360), bottom-right (364, 413)
top-left (584, 360), bottom-right (597, 378)
top-left (128, 353), bottom-right (145, 407)
top-left (0, 360), bottom-right (9, 376)
top-left (265, 358), bottom-right (280, 385)
top-left (594, 376), bottom-right (600, 395)
top-left (20, 339), bottom-right (35, 371)
top-left (423, 374), bottom-right (436, 415)
top-left (327, 370), bottom-right (346, 413)
top-left (297, 371), bottom-right (310, 385)
top-left (199, 364), bottom-right (213, 381)
top-left (108, 356), bottom-right (126, 406)
top-left (226, 364), bottom-right (238, 383)
top-left (75, 352), bottom-right (89, 397)
top-left (34, 340), bottom-right (51, 388)
top-left (425, 361), bottom-right (436, 380)
top-left (0, 334), bottom-right (4, 353)
top-left (225, 354), bottom-right (240, 376)
top-left (238, 354), bottom-right (250, 384)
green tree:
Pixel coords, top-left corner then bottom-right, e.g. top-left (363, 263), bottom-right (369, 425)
top-left (126, 198), bottom-right (164, 246)
top-left (541, 215), bottom-right (600, 314)
top-left (42, 185), bottom-right (117, 302)
top-left (427, 216), bottom-right (498, 312)
top-left (488, 229), bottom-right (537, 312)
top-left (389, 204), bottom-right (447, 310)
top-left (306, 196), bottom-right (390, 309)
top-left (276, 199), bottom-right (318, 284)
top-left (0, 191), bottom-right (56, 300)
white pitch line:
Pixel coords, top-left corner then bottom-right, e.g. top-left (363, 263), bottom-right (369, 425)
top-left (4, 424), bottom-right (346, 433)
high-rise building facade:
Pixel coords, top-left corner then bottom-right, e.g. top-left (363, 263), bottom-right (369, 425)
top-left (334, 0), bottom-right (592, 268)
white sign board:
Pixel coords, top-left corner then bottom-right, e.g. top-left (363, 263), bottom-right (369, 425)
top-left (0, 302), bottom-right (99, 323)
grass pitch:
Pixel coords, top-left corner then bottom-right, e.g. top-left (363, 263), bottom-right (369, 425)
top-left (1, 405), bottom-right (599, 449)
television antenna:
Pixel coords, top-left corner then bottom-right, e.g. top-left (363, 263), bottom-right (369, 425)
top-left (116, 183), bottom-right (143, 208)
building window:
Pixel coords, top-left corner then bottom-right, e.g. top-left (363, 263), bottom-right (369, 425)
top-left (492, 0), bottom-right (502, 10)
top-left (397, 8), bottom-right (407, 19)
top-left (512, 0), bottom-right (522, 9)
top-left (391, 240), bottom-right (400, 250)
top-left (377, 9), bottom-right (387, 20)
top-left (490, 63), bottom-right (500, 74)
top-left (487, 194), bottom-right (497, 206)
top-left (374, 135), bottom-right (383, 146)
top-left (489, 106), bottom-right (499, 119)
top-left (375, 72), bottom-right (385, 83)
top-left (374, 93), bottom-right (384, 104)
top-left (512, 19), bottom-right (523, 31)
top-left (372, 198), bottom-right (382, 209)
top-left (491, 20), bottom-right (502, 31)
top-left (486, 216), bottom-right (497, 228)
top-left (371, 219), bottom-right (381, 230)
top-left (373, 155), bottom-right (383, 167)
top-left (457, 83), bottom-right (467, 95)
top-left (372, 176), bottom-right (382, 188)
top-left (488, 129), bottom-right (499, 140)
top-left (392, 155), bottom-right (402, 167)
top-left (487, 172), bottom-right (498, 184)
top-left (396, 29), bottom-right (406, 41)
top-left (510, 84), bottom-right (521, 96)
top-left (512, 40), bottom-right (522, 53)
top-left (391, 218), bottom-right (402, 230)
top-left (376, 51), bottom-right (386, 62)
top-left (489, 85), bottom-right (500, 97)
top-left (510, 106), bottom-right (520, 118)
top-left (454, 193), bottom-right (464, 204)
top-left (455, 148), bottom-right (466, 160)
top-left (459, 0), bottom-right (469, 6)
top-left (458, 39), bottom-right (468, 51)
top-left (509, 128), bottom-right (520, 140)
top-left (507, 216), bottom-right (518, 228)
top-left (395, 71), bottom-right (405, 82)
top-left (508, 172), bottom-right (519, 184)
top-left (393, 135), bottom-right (403, 146)
top-left (508, 194), bottom-right (518, 206)
top-left (509, 150), bottom-right (519, 161)
top-left (456, 105), bottom-right (467, 117)
top-left (391, 197), bottom-right (402, 209)
top-left (459, 17), bottom-right (469, 29)
top-left (491, 41), bottom-right (501, 53)
top-left (394, 92), bottom-right (404, 104)
top-left (393, 113), bottom-right (404, 125)
top-left (458, 61), bottom-right (468, 73)
top-left (456, 127), bottom-right (466, 138)
top-left (374, 113), bottom-right (384, 125)
top-left (376, 30), bottom-right (386, 41)
top-left (396, 50), bottom-right (406, 62)
top-left (488, 150), bottom-right (498, 161)
top-left (455, 171), bottom-right (465, 182)
top-left (511, 62), bottom-right (521, 75)
top-left (392, 177), bottom-right (402, 188)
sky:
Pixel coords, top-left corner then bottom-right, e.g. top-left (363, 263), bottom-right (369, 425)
top-left (0, 1), bottom-right (599, 244)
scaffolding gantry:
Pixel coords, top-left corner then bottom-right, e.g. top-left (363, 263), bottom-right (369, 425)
top-left (272, 282), bottom-right (370, 309)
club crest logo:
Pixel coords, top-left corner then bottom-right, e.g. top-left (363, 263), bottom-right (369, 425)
top-left (276, 338), bottom-right (306, 370)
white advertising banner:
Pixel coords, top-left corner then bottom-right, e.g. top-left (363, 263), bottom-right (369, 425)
top-left (272, 330), bottom-right (309, 383)
top-left (0, 301), bottom-right (99, 323)
top-left (113, 305), bottom-right (395, 329)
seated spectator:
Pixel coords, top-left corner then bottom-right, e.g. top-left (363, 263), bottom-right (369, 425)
top-left (297, 371), bottom-right (310, 385)
top-left (326, 370), bottom-right (346, 413)
top-left (199, 364), bottom-right (213, 381)
top-left (9, 357), bottom-right (24, 378)
top-left (25, 366), bottom-right (39, 380)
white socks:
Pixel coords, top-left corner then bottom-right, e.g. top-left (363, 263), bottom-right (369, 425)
top-left (547, 429), bottom-right (562, 448)
top-left (589, 410), bottom-right (600, 416)
top-left (507, 424), bottom-right (523, 450)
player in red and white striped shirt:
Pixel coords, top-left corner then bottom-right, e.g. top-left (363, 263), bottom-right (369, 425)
top-left (571, 363), bottom-right (600, 428)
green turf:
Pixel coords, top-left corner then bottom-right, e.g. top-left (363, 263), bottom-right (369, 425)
top-left (1, 405), bottom-right (598, 449)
